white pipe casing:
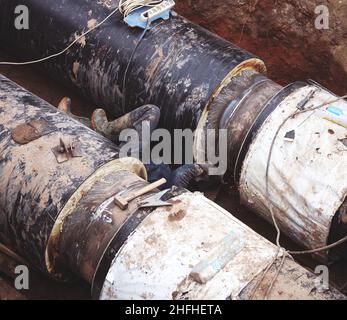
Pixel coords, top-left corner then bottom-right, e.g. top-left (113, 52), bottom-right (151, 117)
top-left (100, 192), bottom-right (345, 300)
top-left (239, 85), bottom-right (347, 261)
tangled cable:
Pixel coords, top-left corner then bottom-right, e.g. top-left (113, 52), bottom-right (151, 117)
top-left (119, 0), bottom-right (164, 16)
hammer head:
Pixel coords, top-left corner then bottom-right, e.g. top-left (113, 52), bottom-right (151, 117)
top-left (114, 195), bottom-right (129, 210)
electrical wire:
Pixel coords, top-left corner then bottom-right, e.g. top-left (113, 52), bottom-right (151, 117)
top-left (0, 7), bottom-right (120, 66)
top-left (0, 1), bottom-right (165, 66)
top-left (0, 0), bottom-right (167, 114)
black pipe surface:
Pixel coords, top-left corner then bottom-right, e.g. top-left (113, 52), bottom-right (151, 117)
top-left (0, 0), bottom-right (265, 131)
top-left (0, 74), bottom-right (121, 272)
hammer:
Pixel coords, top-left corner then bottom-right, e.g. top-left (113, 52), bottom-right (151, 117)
top-left (114, 178), bottom-right (167, 210)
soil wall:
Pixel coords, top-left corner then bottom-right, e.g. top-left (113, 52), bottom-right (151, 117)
top-left (176, 0), bottom-right (347, 95)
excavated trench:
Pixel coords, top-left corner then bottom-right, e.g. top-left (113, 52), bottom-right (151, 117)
top-left (0, 0), bottom-right (346, 299)
top-left (176, 0), bottom-right (347, 96)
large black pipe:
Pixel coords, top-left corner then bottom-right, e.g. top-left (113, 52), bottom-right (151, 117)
top-left (0, 73), bottom-right (150, 278)
top-left (0, 0), bottom-right (265, 131)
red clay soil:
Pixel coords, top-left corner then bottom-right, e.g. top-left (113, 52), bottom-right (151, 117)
top-left (176, 0), bottom-right (347, 95)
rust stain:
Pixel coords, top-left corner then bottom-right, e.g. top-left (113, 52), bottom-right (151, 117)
top-left (328, 129), bottom-right (335, 135)
top-left (172, 276), bottom-right (191, 300)
top-left (144, 234), bottom-right (158, 246)
top-left (11, 119), bottom-right (54, 145)
top-left (168, 199), bottom-right (182, 206)
top-left (168, 209), bottom-right (187, 222)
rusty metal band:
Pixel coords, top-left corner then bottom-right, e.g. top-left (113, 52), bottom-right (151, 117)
top-left (45, 158), bottom-right (147, 279)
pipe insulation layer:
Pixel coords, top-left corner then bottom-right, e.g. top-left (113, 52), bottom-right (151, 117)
top-left (0, 0), bottom-right (265, 131)
top-left (238, 83), bottom-right (347, 262)
top-left (0, 75), bottom-right (345, 300)
top-left (195, 68), bottom-right (283, 177)
top-left (99, 192), bottom-right (344, 300)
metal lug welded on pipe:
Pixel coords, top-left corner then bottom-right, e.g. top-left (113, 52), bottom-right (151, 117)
top-left (0, 0), bottom-right (265, 131)
top-left (0, 74), bottom-right (148, 279)
top-left (0, 75), bottom-right (345, 300)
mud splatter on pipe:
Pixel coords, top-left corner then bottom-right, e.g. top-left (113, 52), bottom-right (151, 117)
top-left (0, 0), bottom-right (265, 131)
top-left (0, 74), bottom-right (148, 277)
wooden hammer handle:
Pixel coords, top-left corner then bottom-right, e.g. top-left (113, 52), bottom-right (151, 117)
top-left (126, 178), bottom-right (167, 202)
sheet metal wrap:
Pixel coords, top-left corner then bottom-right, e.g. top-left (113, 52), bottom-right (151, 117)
top-left (100, 192), bottom-right (345, 300)
top-left (0, 0), bottom-right (265, 131)
top-left (0, 74), bottom-right (146, 275)
top-left (239, 84), bottom-right (347, 261)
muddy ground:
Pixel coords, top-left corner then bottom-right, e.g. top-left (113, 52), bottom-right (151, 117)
top-left (0, 0), bottom-right (346, 299)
